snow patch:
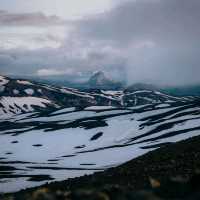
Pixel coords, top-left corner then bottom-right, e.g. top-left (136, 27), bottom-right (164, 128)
top-left (0, 75), bottom-right (9, 86)
top-left (17, 80), bottom-right (34, 85)
top-left (25, 89), bottom-right (34, 95)
top-left (60, 88), bottom-right (94, 99)
top-left (101, 90), bottom-right (123, 96)
top-left (85, 106), bottom-right (115, 111)
top-left (13, 89), bottom-right (19, 95)
top-left (37, 89), bottom-right (42, 93)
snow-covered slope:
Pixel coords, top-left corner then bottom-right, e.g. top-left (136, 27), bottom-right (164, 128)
top-left (0, 75), bottom-right (121, 117)
top-left (1, 75), bottom-right (200, 193)
top-left (0, 75), bottom-right (9, 86)
top-left (0, 76), bottom-right (59, 117)
top-left (122, 90), bottom-right (199, 106)
top-left (1, 74), bottom-right (199, 118)
top-left (0, 97), bottom-right (53, 118)
top-left (123, 90), bottom-right (177, 106)
top-left (0, 99), bottom-right (200, 192)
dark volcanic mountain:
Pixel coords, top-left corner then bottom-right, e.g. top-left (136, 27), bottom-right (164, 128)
top-left (87, 71), bottom-right (123, 90)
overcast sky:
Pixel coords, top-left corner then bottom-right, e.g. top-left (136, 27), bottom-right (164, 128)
top-left (0, 0), bottom-right (200, 86)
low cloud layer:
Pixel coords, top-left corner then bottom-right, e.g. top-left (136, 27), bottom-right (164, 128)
top-left (0, 10), bottom-right (65, 26)
top-left (71, 0), bottom-right (200, 85)
top-left (0, 0), bottom-right (200, 86)
top-left (37, 68), bottom-right (75, 76)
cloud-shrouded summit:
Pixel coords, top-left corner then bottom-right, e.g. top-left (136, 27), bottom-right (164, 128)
top-left (0, 0), bottom-right (200, 86)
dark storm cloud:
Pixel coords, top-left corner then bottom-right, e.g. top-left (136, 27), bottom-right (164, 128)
top-left (75, 0), bottom-right (200, 45)
top-left (68, 0), bottom-right (200, 85)
top-left (0, 10), bottom-right (65, 26)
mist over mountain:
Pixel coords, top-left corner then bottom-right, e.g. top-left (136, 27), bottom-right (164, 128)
top-left (9, 71), bottom-right (200, 97)
top-left (10, 71), bottom-right (125, 90)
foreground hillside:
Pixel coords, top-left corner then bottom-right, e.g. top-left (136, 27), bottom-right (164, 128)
top-left (2, 135), bottom-right (200, 199)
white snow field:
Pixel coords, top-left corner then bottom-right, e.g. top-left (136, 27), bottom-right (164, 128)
top-left (0, 97), bottom-right (54, 118)
top-left (0, 102), bottom-right (200, 193)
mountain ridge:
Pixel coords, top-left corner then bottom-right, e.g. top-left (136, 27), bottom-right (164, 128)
top-left (1, 74), bottom-right (199, 118)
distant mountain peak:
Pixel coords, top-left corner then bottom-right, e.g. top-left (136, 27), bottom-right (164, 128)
top-left (89, 71), bottom-right (112, 86)
top-left (87, 71), bottom-right (124, 89)
top-left (124, 83), bottom-right (158, 93)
